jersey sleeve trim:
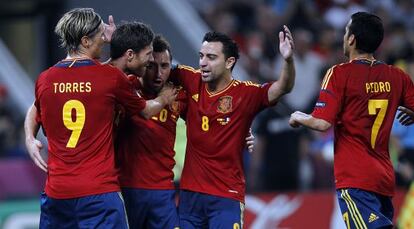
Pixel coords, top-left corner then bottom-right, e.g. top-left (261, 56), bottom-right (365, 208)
top-left (321, 67), bottom-right (334, 90)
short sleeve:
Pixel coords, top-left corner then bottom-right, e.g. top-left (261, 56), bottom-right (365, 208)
top-left (170, 65), bottom-right (201, 94)
top-left (34, 76), bottom-right (43, 124)
top-left (311, 66), bottom-right (342, 124)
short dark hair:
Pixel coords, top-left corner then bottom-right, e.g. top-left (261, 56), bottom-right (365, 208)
top-left (153, 34), bottom-right (172, 61)
top-left (203, 31), bottom-right (239, 70)
top-left (349, 12), bottom-right (384, 54)
top-left (110, 21), bottom-right (154, 59)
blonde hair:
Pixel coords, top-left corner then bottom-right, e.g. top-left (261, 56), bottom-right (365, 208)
top-left (55, 8), bottom-right (102, 53)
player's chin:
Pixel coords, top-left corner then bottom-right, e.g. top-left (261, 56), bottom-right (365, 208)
top-left (153, 84), bottom-right (163, 92)
top-left (201, 75), bottom-right (212, 82)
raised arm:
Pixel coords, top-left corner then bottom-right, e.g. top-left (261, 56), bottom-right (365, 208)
top-left (289, 111), bottom-right (331, 132)
top-left (24, 103), bottom-right (47, 172)
top-left (268, 25), bottom-right (295, 104)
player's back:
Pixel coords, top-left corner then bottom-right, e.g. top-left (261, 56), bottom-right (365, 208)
top-left (35, 59), bottom-right (135, 199)
top-left (331, 59), bottom-right (414, 196)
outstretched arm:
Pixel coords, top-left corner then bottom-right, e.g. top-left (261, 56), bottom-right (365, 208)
top-left (289, 111), bottom-right (331, 132)
top-left (268, 25), bottom-right (295, 104)
top-left (24, 103), bottom-right (47, 172)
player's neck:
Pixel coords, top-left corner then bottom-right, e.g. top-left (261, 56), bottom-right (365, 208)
top-left (66, 50), bottom-right (92, 60)
top-left (349, 51), bottom-right (374, 62)
top-left (207, 74), bottom-right (233, 93)
top-left (110, 57), bottom-right (126, 72)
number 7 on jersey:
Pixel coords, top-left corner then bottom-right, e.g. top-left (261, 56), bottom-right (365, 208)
top-left (368, 99), bottom-right (388, 149)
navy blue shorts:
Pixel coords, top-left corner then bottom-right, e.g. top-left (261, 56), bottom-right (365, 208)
top-left (178, 190), bottom-right (244, 229)
top-left (39, 191), bottom-right (128, 229)
top-left (336, 189), bottom-right (394, 229)
top-left (122, 188), bottom-right (179, 229)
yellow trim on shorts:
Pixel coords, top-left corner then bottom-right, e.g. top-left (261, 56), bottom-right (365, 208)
top-left (342, 189), bottom-right (367, 229)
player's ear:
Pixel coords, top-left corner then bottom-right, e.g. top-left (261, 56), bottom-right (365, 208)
top-left (225, 57), bottom-right (236, 70)
top-left (348, 34), bottom-right (356, 46)
top-left (126, 49), bottom-right (135, 62)
top-left (80, 35), bottom-right (90, 49)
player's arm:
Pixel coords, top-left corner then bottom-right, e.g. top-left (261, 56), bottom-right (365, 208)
top-left (140, 83), bottom-right (177, 119)
top-left (290, 66), bottom-right (340, 132)
top-left (268, 25), bottom-right (295, 104)
top-left (115, 71), bottom-right (177, 119)
top-left (397, 106), bottom-right (414, 126)
top-left (289, 111), bottom-right (331, 132)
top-left (24, 103), bottom-right (47, 172)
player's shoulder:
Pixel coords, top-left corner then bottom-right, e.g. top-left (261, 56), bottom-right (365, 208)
top-left (386, 64), bottom-right (408, 76)
top-left (174, 64), bottom-right (201, 74)
top-left (100, 63), bottom-right (125, 75)
top-left (322, 62), bottom-right (356, 81)
top-left (233, 79), bottom-right (264, 89)
top-left (37, 63), bottom-right (61, 81)
top-left (329, 62), bottom-right (349, 73)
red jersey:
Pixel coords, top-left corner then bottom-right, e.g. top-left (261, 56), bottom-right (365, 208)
top-left (34, 59), bottom-right (146, 199)
top-left (116, 76), bottom-right (187, 189)
top-left (312, 59), bottom-right (414, 196)
top-left (171, 65), bottom-right (273, 202)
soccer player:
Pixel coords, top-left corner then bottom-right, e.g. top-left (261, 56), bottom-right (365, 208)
top-left (170, 27), bottom-right (295, 228)
top-left (25, 8), bottom-right (175, 228)
top-left (116, 35), bottom-right (184, 229)
top-left (289, 12), bottom-right (414, 229)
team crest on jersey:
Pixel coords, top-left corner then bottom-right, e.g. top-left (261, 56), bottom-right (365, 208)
top-left (217, 96), bottom-right (233, 114)
top-left (169, 101), bottom-right (180, 114)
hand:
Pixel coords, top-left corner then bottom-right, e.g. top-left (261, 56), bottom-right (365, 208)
top-left (103, 15), bottom-right (116, 43)
top-left (25, 138), bottom-right (47, 172)
top-left (279, 25), bottom-right (294, 62)
top-left (159, 83), bottom-right (178, 105)
top-left (397, 106), bottom-right (414, 126)
top-left (289, 111), bottom-right (306, 128)
top-left (245, 128), bottom-right (255, 153)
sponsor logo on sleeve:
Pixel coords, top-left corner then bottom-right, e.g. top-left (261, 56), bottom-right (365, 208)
top-left (315, 101), bottom-right (326, 108)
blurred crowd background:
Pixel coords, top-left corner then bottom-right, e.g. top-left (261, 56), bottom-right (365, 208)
top-left (0, 0), bottom-right (414, 200)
